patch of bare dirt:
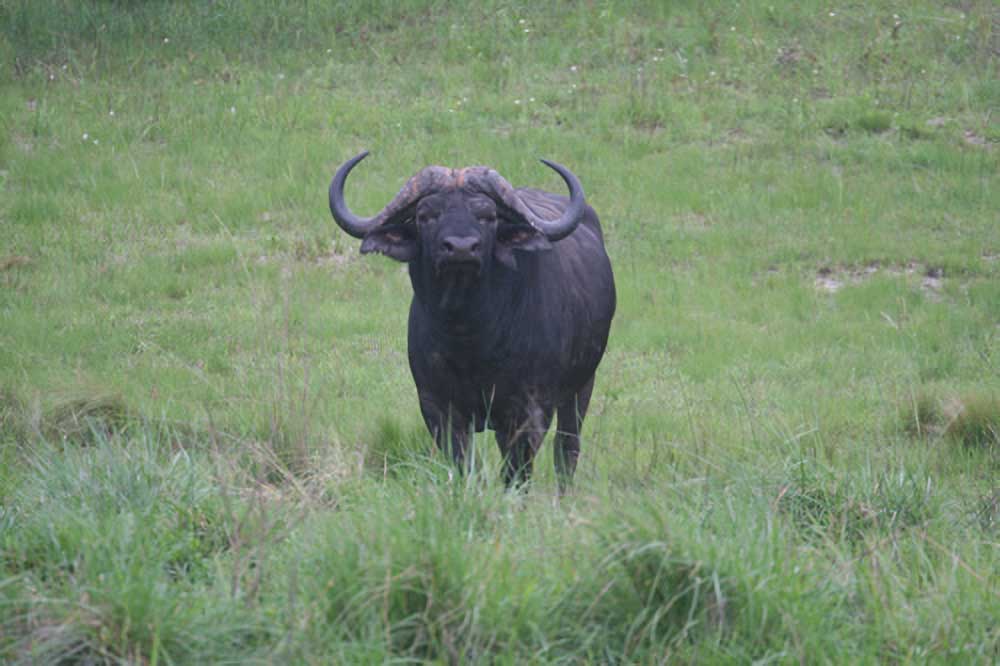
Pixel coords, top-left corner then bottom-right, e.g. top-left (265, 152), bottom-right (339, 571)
top-left (775, 43), bottom-right (816, 69)
top-left (722, 128), bottom-right (752, 145)
top-left (963, 130), bottom-right (992, 148)
top-left (315, 251), bottom-right (351, 268)
top-left (13, 134), bottom-right (34, 153)
top-left (920, 267), bottom-right (944, 300)
top-left (0, 255), bottom-right (31, 271)
top-left (675, 212), bottom-right (712, 232)
top-left (254, 247), bottom-right (353, 269)
top-left (1, 255), bottom-right (32, 289)
top-left (814, 261), bottom-right (946, 299)
top-left (885, 262), bottom-right (944, 300)
top-left (814, 263), bottom-right (878, 293)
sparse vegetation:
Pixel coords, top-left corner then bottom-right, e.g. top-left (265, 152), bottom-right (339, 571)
top-left (1, 1), bottom-right (998, 662)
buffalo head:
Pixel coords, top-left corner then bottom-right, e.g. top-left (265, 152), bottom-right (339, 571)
top-left (328, 151), bottom-right (587, 279)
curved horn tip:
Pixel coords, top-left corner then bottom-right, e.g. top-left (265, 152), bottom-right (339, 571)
top-left (538, 158), bottom-right (575, 174)
top-left (538, 157), bottom-right (578, 179)
top-left (523, 157), bottom-right (586, 241)
top-left (538, 158), bottom-right (584, 194)
top-left (332, 150), bottom-right (372, 181)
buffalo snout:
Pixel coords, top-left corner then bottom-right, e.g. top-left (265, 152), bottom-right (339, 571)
top-left (440, 234), bottom-right (481, 259)
top-left (437, 234), bottom-right (483, 274)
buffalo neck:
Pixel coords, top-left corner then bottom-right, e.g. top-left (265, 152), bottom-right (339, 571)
top-left (409, 259), bottom-right (529, 344)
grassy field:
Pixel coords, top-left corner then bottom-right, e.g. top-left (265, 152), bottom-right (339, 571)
top-left (1, 0), bottom-right (998, 662)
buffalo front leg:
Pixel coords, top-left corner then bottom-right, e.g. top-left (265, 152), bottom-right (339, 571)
top-left (554, 376), bottom-right (595, 492)
top-left (496, 406), bottom-right (553, 489)
top-left (419, 398), bottom-right (471, 473)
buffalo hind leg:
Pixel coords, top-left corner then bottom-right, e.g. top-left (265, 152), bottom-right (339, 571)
top-left (554, 375), bottom-right (595, 493)
top-left (497, 407), bottom-right (553, 489)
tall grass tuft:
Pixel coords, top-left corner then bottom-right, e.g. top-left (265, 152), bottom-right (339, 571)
top-left (1, 431), bottom-right (274, 663)
top-left (38, 390), bottom-right (130, 444)
top-left (294, 471), bottom-right (533, 661)
top-left (947, 393), bottom-right (1000, 450)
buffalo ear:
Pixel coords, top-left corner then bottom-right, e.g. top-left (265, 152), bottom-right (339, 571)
top-left (360, 223), bottom-right (418, 262)
top-left (494, 225), bottom-right (552, 270)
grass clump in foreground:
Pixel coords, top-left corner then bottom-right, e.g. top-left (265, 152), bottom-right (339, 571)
top-left (1, 0), bottom-right (999, 662)
top-left (1, 432), bottom-right (268, 663)
top-left (905, 389), bottom-right (1000, 452)
top-left (1, 426), bottom-right (998, 662)
top-left (947, 394), bottom-right (1000, 450)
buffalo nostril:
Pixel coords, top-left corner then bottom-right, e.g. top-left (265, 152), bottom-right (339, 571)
top-left (441, 236), bottom-right (480, 256)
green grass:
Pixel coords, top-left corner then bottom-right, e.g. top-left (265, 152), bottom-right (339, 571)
top-left (1, 0), bottom-right (998, 662)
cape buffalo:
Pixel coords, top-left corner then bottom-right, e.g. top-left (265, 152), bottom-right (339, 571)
top-left (329, 151), bottom-right (616, 489)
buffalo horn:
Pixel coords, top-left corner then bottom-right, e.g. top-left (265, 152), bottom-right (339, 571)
top-left (473, 160), bottom-right (586, 242)
top-left (329, 151), bottom-right (452, 238)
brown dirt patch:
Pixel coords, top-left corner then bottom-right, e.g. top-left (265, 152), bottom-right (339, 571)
top-left (814, 261), bottom-right (946, 299)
